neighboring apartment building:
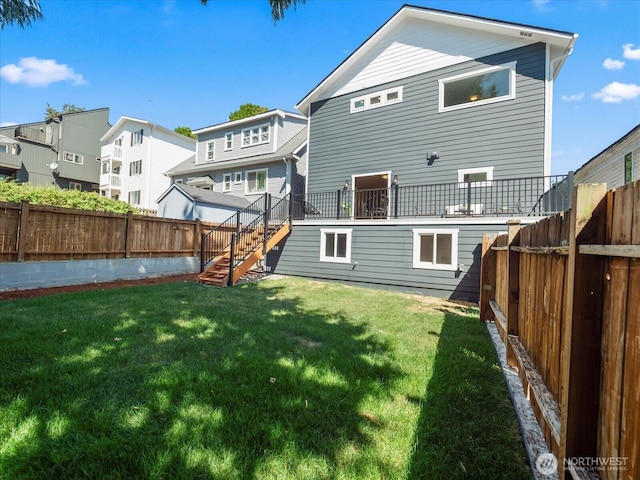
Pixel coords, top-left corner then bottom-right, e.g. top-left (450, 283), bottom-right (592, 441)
top-left (0, 108), bottom-right (110, 190)
top-left (162, 109), bottom-right (307, 218)
top-left (266, 5), bottom-right (578, 301)
top-left (100, 116), bottom-right (196, 211)
top-left (573, 124), bottom-right (639, 188)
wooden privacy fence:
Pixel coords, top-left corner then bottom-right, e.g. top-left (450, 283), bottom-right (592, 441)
top-left (481, 181), bottom-right (639, 480)
top-left (0, 201), bottom-right (217, 262)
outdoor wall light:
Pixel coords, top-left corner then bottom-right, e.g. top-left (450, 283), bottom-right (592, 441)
top-left (343, 179), bottom-right (349, 191)
top-left (392, 175), bottom-right (399, 187)
top-left (427, 151), bottom-right (439, 165)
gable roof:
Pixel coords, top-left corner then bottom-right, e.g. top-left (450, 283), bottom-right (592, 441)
top-left (164, 127), bottom-right (307, 177)
top-left (296, 4), bottom-right (578, 115)
top-left (193, 109), bottom-right (306, 136)
top-left (100, 116), bottom-right (196, 144)
top-left (156, 183), bottom-right (251, 210)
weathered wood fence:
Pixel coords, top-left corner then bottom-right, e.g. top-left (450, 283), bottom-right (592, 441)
top-left (480, 181), bottom-right (639, 480)
top-left (0, 201), bottom-right (218, 262)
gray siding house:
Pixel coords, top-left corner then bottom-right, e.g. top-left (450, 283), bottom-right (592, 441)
top-left (157, 184), bottom-right (250, 223)
top-left (573, 124), bottom-right (639, 188)
top-left (163, 109), bottom-right (307, 221)
top-left (0, 108), bottom-right (110, 191)
top-left (268, 5), bottom-right (578, 301)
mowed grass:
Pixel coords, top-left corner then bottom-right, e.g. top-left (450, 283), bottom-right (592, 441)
top-left (0, 277), bottom-right (531, 479)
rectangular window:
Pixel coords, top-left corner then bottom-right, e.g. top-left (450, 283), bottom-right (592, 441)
top-left (115, 137), bottom-right (122, 147)
top-left (457, 166), bottom-right (494, 187)
top-left (246, 169), bottom-right (267, 194)
top-left (624, 152), bottom-right (633, 184)
top-left (129, 159), bottom-right (142, 176)
top-left (412, 229), bottom-right (458, 271)
top-left (241, 124), bottom-right (270, 147)
top-left (350, 86), bottom-right (403, 113)
top-left (223, 173), bottom-right (232, 192)
top-left (225, 132), bottom-right (233, 150)
top-left (0, 145), bottom-right (7, 154)
top-left (207, 141), bottom-right (215, 161)
top-left (320, 228), bottom-right (352, 263)
top-left (234, 172), bottom-right (242, 184)
top-left (63, 151), bottom-right (84, 164)
top-left (439, 62), bottom-right (516, 112)
top-left (128, 190), bottom-right (141, 206)
top-left (69, 182), bottom-right (81, 191)
top-left (131, 129), bottom-right (144, 145)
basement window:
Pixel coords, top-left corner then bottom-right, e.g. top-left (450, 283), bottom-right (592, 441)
top-left (412, 229), bottom-right (458, 271)
top-left (320, 228), bottom-right (352, 263)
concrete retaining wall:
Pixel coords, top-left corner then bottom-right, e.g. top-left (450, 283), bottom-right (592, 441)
top-left (0, 257), bottom-right (200, 292)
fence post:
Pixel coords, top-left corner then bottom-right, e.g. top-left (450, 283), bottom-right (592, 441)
top-left (559, 183), bottom-right (607, 479)
top-left (193, 218), bottom-right (201, 257)
top-left (125, 211), bottom-right (134, 258)
top-left (17, 200), bottom-right (30, 261)
top-left (480, 233), bottom-right (498, 322)
top-left (505, 219), bottom-right (520, 367)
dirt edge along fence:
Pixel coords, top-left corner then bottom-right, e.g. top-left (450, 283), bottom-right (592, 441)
top-left (480, 181), bottom-right (639, 480)
top-left (0, 200), bottom-right (217, 262)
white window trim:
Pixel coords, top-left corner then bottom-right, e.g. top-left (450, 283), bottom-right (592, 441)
top-left (206, 141), bottom-right (215, 161)
top-left (128, 190), bottom-right (141, 206)
top-left (224, 132), bottom-right (233, 151)
top-left (320, 228), bottom-right (352, 264)
top-left (241, 123), bottom-right (270, 148)
top-left (412, 228), bottom-right (458, 271)
top-left (69, 181), bottom-right (82, 191)
top-left (438, 62), bottom-right (517, 113)
top-left (63, 151), bottom-right (84, 165)
top-left (245, 168), bottom-right (268, 194)
top-left (130, 159), bottom-right (142, 176)
top-left (457, 166), bottom-right (494, 188)
top-left (350, 86), bottom-right (403, 113)
top-left (233, 172), bottom-right (242, 184)
top-left (222, 173), bottom-right (232, 192)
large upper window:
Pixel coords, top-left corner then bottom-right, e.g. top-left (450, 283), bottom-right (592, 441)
top-left (624, 152), bottom-right (633, 184)
top-left (439, 62), bottom-right (516, 112)
top-left (457, 166), bottom-right (494, 188)
top-left (320, 228), bottom-right (352, 263)
top-left (242, 124), bottom-right (269, 147)
top-left (350, 86), bottom-right (403, 113)
top-left (246, 169), bottom-right (267, 194)
top-left (412, 229), bottom-right (458, 271)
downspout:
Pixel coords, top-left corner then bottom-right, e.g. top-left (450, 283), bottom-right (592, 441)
top-left (544, 44), bottom-right (575, 180)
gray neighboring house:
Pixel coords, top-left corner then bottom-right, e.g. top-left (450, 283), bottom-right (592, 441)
top-left (0, 108), bottom-right (110, 191)
top-left (162, 109), bottom-right (307, 221)
top-left (157, 183), bottom-right (250, 223)
top-left (268, 5), bottom-right (578, 302)
top-left (573, 124), bottom-right (639, 188)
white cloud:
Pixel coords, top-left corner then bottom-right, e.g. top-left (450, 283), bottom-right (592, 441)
top-left (561, 93), bottom-right (584, 101)
top-left (603, 58), bottom-right (625, 70)
top-left (0, 57), bottom-right (86, 87)
top-left (592, 82), bottom-right (640, 103)
top-left (623, 43), bottom-right (640, 60)
top-left (532, 0), bottom-right (550, 9)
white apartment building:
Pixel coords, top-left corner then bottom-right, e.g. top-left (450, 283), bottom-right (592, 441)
top-left (100, 116), bottom-right (195, 211)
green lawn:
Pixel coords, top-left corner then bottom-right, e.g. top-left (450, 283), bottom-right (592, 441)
top-left (0, 277), bottom-right (531, 479)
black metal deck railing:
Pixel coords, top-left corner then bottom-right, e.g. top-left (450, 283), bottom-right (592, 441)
top-left (293, 174), bottom-right (572, 220)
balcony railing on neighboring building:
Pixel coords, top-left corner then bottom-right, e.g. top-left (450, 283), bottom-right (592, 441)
top-left (100, 174), bottom-right (121, 188)
top-left (101, 145), bottom-right (123, 161)
top-left (14, 126), bottom-right (54, 146)
top-left (292, 174), bottom-right (572, 220)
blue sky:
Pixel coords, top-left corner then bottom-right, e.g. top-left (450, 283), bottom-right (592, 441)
top-left (1, 0), bottom-right (639, 175)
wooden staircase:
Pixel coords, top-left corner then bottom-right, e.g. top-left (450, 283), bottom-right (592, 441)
top-left (198, 222), bottom-right (290, 287)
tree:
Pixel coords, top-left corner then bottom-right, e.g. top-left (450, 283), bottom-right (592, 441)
top-left (0, 0), bottom-right (43, 29)
top-left (174, 126), bottom-right (195, 138)
top-left (44, 103), bottom-right (85, 120)
top-left (200, 0), bottom-right (305, 22)
top-left (229, 103), bottom-right (269, 122)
